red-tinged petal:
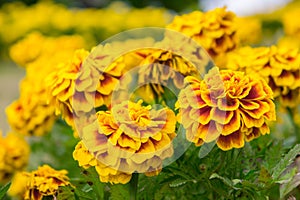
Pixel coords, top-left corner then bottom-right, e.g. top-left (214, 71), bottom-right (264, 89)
top-left (240, 110), bottom-right (265, 128)
top-left (239, 100), bottom-right (260, 110)
top-left (217, 97), bottom-right (239, 111)
top-left (245, 81), bottom-right (266, 100)
top-left (217, 131), bottom-right (244, 150)
top-left (217, 110), bottom-right (240, 135)
top-left (244, 127), bottom-right (260, 142)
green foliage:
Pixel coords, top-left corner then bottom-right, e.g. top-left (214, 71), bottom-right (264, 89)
top-left (0, 182), bottom-right (11, 200)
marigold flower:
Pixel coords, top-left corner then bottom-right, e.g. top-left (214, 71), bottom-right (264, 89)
top-left (166, 8), bottom-right (239, 57)
top-left (225, 46), bottom-right (300, 108)
top-left (127, 34), bottom-right (209, 104)
top-left (6, 79), bottom-right (57, 136)
top-left (138, 49), bottom-right (196, 96)
top-left (78, 100), bottom-right (176, 184)
top-left (23, 165), bottom-right (71, 200)
top-left (46, 49), bottom-right (91, 128)
top-left (176, 67), bottom-right (276, 150)
top-left (73, 141), bottom-right (131, 184)
top-left (0, 132), bottom-right (30, 183)
top-left (7, 33), bottom-right (86, 136)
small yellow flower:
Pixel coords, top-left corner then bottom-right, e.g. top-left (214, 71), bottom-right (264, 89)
top-left (166, 8), bottom-right (239, 57)
top-left (23, 165), bottom-right (71, 200)
top-left (176, 67), bottom-right (276, 150)
top-left (77, 100), bottom-right (176, 184)
top-left (0, 132), bottom-right (30, 183)
top-left (225, 46), bottom-right (300, 108)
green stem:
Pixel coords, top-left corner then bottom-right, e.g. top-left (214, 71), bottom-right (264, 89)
top-left (129, 173), bottom-right (139, 200)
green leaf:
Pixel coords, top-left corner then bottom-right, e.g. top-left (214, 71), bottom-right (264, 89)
top-left (276, 167), bottom-right (297, 184)
top-left (272, 144), bottom-right (300, 180)
top-left (0, 182), bottom-right (11, 200)
top-left (209, 173), bottom-right (240, 190)
top-left (169, 179), bottom-right (188, 188)
top-left (279, 170), bottom-right (300, 198)
top-left (198, 142), bottom-right (216, 159)
top-left (110, 184), bottom-right (130, 200)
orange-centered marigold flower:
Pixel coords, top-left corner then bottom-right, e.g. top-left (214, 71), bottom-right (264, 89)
top-left (23, 165), bottom-right (71, 200)
top-left (225, 46), bottom-right (300, 108)
top-left (166, 8), bottom-right (239, 57)
top-left (176, 67), bottom-right (276, 151)
top-left (78, 100), bottom-right (176, 184)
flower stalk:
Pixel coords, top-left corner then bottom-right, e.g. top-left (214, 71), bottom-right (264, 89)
top-left (129, 173), bottom-right (139, 200)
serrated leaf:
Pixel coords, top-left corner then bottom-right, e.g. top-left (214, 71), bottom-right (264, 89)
top-left (169, 179), bottom-right (188, 188)
top-left (198, 141), bottom-right (215, 159)
top-left (276, 167), bottom-right (297, 184)
top-left (280, 172), bottom-right (300, 198)
top-left (0, 182), bottom-right (11, 200)
top-left (272, 144), bottom-right (300, 180)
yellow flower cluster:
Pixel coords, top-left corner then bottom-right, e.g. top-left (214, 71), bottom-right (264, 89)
top-left (8, 165), bottom-right (71, 200)
top-left (6, 32), bottom-right (86, 136)
top-left (176, 67), bottom-right (276, 150)
top-left (166, 8), bottom-right (239, 57)
top-left (225, 46), bottom-right (300, 107)
top-left (0, 1), bottom-right (172, 47)
top-left (0, 132), bottom-right (30, 183)
top-left (74, 100), bottom-right (176, 184)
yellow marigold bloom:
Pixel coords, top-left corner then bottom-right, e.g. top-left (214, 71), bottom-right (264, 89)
top-left (79, 100), bottom-right (176, 184)
top-left (73, 141), bottom-right (131, 184)
top-left (176, 67), bottom-right (276, 151)
top-left (0, 132), bottom-right (30, 183)
top-left (7, 33), bottom-right (86, 136)
top-left (166, 8), bottom-right (239, 57)
top-left (138, 49), bottom-right (197, 96)
top-left (225, 46), bottom-right (300, 107)
top-left (6, 79), bottom-right (57, 136)
top-left (23, 165), bottom-right (71, 200)
top-left (46, 49), bottom-right (91, 128)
